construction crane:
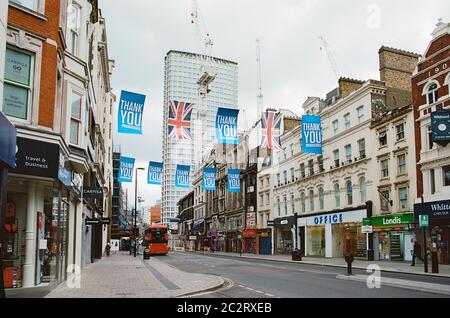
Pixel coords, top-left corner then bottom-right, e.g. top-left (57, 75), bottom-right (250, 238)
top-left (318, 35), bottom-right (341, 81)
top-left (256, 39), bottom-right (263, 145)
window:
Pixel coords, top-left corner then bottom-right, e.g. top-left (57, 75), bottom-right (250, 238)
top-left (70, 92), bottom-right (82, 145)
top-left (290, 167), bottom-right (295, 182)
top-left (357, 106), bottom-right (364, 123)
top-left (265, 193), bottom-right (270, 205)
top-left (284, 195), bottom-right (288, 215)
top-left (333, 149), bottom-right (340, 167)
top-left (300, 192), bottom-right (306, 213)
top-left (334, 183), bottom-right (340, 208)
top-left (259, 194), bottom-right (264, 207)
top-left (309, 190), bottom-right (314, 212)
top-left (283, 170), bottom-right (287, 184)
top-left (379, 130), bottom-right (387, 147)
top-left (332, 120), bottom-right (339, 135)
top-left (3, 48), bottom-right (33, 120)
top-left (344, 113), bottom-right (351, 129)
top-left (277, 173), bottom-right (280, 186)
top-left (396, 123), bottom-right (405, 141)
top-left (358, 139), bottom-right (366, 159)
top-left (283, 148), bottom-right (287, 160)
top-left (399, 187), bottom-right (408, 210)
top-left (381, 159), bottom-right (389, 178)
top-left (300, 163), bottom-right (305, 178)
top-left (397, 154), bottom-right (406, 175)
top-left (290, 144), bottom-right (294, 156)
top-left (67, 3), bottom-right (81, 55)
top-left (11, 0), bottom-right (38, 11)
top-left (430, 169), bottom-right (435, 194)
top-left (277, 197), bottom-right (281, 216)
top-left (359, 177), bottom-right (367, 204)
top-left (443, 165), bottom-right (450, 187)
top-left (426, 83), bottom-right (439, 104)
top-left (427, 126), bottom-right (434, 150)
top-left (308, 159), bottom-right (314, 176)
top-left (291, 194), bottom-right (295, 213)
top-left (346, 181), bottom-right (353, 206)
top-left (318, 156), bottom-right (324, 172)
top-left (319, 187), bottom-right (324, 210)
top-left (345, 145), bottom-right (352, 163)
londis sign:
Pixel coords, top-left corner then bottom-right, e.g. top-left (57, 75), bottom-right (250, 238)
top-left (370, 213), bottom-right (414, 227)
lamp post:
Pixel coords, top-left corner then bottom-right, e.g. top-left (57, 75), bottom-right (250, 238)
top-left (134, 167), bottom-right (145, 257)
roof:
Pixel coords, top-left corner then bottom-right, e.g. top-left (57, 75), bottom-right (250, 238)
top-left (165, 50), bottom-right (238, 65)
top-left (278, 108), bottom-right (300, 119)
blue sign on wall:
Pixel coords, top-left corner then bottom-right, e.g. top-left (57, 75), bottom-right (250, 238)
top-left (118, 90), bottom-right (146, 135)
top-left (147, 161), bottom-right (163, 185)
top-left (175, 165), bottom-right (190, 188)
top-left (228, 169), bottom-right (241, 193)
top-left (118, 156), bottom-right (135, 183)
top-left (216, 107), bottom-right (240, 144)
top-left (431, 109), bottom-right (450, 146)
top-left (301, 115), bottom-right (322, 154)
top-left (202, 167), bottom-right (216, 191)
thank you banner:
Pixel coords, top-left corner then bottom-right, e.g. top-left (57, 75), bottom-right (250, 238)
top-left (302, 115), bottom-right (322, 154)
top-left (228, 169), bottom-right (241, 193)
top-left (175, 165), bottom-right (190, 188)
top-left (216, 107), bottom-right (239, 144)
top-left (118, 90), bottom-right (146, 134)
top-left (147, 161), bottom-right (163, 185)
top-left (118, 156), bottom-right (135, 183)
top-left (202, 167), bottom-right (216, 191)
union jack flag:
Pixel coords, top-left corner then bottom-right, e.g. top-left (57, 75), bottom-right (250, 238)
top-left (261, 111), bottom-right (283, 150)
top-left (168, 100), bottom-right (194, 140)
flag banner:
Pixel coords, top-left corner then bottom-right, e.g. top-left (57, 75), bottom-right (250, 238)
top-left (118, 90), bottom-right (146, 134)
top-left (261, 111), bottom-right (283, 150)
top-left (228, 169), bottom-right (241, 193)
top-left (216, 107), bottom-right (240, 144)
top-left (118, 156), bottom-right (135, 183)
top-left (378, 190), bottom-right (390, 212)
top-left (302, 115), bottom-right (322, 154)
top-left (168, 100), bottom-right (194, 140)
top-left (202, 167), bottom-right (216, 191)
top-left (147, 161), bottom-right (163, 185)
top-left (175, 165), bottom-right (190, 188)
top-left (431, 109), bottom-right (450, 146)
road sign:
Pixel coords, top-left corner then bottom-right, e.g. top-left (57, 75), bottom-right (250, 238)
top-left (419, 215), bottom-right (429, 227)
top-left (361, 225), bottom-right (373, 233)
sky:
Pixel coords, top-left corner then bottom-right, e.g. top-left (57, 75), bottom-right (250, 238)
top-left (98, 0), bottom-right (449, 210)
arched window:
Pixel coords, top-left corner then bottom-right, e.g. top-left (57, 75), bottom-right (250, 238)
top-left (346, 181), bottom-right (353, 206)
top-left (290, 193), bottom-right (295, 214)
top-left (309, 190), bottom-right (315, 212)
top-left (334, 183), bottom-right (340, 208)
top-left (277, 197), bottom-right (281, 216)
top-left (359, 177), bottom-right (367, 203)
top-left (426, 82), bottom-right (439, 104)
top-left (300, 192), bottom-right (306, 213)
top-left (319, 187), bottom-right (324, 210)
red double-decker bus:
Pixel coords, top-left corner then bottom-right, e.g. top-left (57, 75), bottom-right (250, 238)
top-left (143, 225), bottom-right (169, 259)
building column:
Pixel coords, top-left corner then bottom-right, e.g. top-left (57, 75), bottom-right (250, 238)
top-left (325, 223), bottom-right (333, 258)
top-left (23, 181), bottom-right (37, 288)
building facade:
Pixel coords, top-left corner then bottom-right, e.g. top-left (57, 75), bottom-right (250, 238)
top-left (161, 51), bottom-right (238, 227)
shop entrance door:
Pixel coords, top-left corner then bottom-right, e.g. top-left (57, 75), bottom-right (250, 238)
top-left (259, 236), bottom-right (271, 255)
top-left (390, 232), bottom-right (403, 261)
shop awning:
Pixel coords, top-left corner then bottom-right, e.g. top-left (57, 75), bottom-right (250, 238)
top-left (192, 219), bottom-right (205, 231)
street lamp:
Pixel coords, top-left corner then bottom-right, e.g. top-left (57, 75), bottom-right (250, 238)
top-left (134, 167), bottom-right (145, 257)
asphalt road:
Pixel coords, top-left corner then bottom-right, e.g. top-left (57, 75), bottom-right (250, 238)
top-left (157, 251), bottom-right (450, 298)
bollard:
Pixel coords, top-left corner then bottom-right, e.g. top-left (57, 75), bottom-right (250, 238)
top-left (431, 252), bottom-right (439, 273)
top-left (345, 254), bottom-right (354, 276)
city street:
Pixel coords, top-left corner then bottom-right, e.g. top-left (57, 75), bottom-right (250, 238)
top-left (161, 252), bottom-right (450, 298)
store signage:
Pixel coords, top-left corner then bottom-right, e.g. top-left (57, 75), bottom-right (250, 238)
top-left (242, 229), bottom-right (257, 238)
top-left (228, 169), bottom-right (241, 192)
top-left (202, 167), bottom-right (216, 191)
top-left (101, 218), bottom-right (111, 225)
top-left (419, 215), bottom-right (429, 227)
top-left (189, 236), bottom-right (197, 240)
top-left (118, 156), bottom-right (135, 183)
top-left (85, 218), bottom-right (100, 225)
top-left (0, 111), bottom-right (16, 168)
top-left (414, 199), bottom-right (450, 219)
top-left (301, 115), bottom-right (322, 155)
top-left (280, 220), bottom-right (288, 225)
top-left (267, 220), bottom-right (274, 226)
top-left (216, 107), bottom-right (240, 144)
top-left (246, 212), bottom-right (256, 228)
top-left (13, 137), bottom-right (60, 178)
top-left (83, 187), bottom-right (103, 199)
top-left (431, 109), bottom-right (450, 146)
top-left (371, 213), bottom-right (414, 227)
top-left (118, 90), bottom-right (146, 135)
top-left (58, 152), bottom-right (72, 186)
top-left (175, 165), bottom-right (191, 188)
top-left (361, 225), bottom-right (373, 233)
top-left (72, 172), bottom-right (83, 196)
top-left (260, 232), bottom-right (269, 237)
top-left (301, 209), bottom-right (367, 227)
top-left (313, 213), bottom-right (343, 225)
top-left (147, 161), bottom-right (163, 185)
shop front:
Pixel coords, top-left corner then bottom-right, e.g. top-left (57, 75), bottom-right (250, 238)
top-left (298, 208), bottom-right (367, 258)
top-left (414, 199), bottom-right (450, 265)
top-left (273, 216), bottom-right (296, 255)
top-left (243, 229), bottom-right (257, 254)
top-left (257, 229), bottom-right (272, 255)
top-left (367, 213), bottom-right (414, 262)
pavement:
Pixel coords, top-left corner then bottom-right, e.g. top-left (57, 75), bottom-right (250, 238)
top-left (191, 250), bottom-right (450, 278)
top-left (44, 251), bottom-right (224, 298)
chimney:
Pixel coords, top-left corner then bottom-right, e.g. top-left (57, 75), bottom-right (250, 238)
top-left (338, 77), bottom-right (364, 98)
top-left (378, 46), bottom-right (420, 91)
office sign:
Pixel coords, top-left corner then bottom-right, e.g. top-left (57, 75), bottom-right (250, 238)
top-left (175, 165), bottom-right (190, 188)
top-left (147, 161), bottom-right (163, 185)
top-left (202, 167), bottom-right (216, 191)
top-left (216, 107), bottom-right (239, 144)
top-left (227, 169), bottom-right (240, 192)
top-left (118, 156), bottom-right (135, 183)
top-left (0, 112), bottom-right (16, 168)
top-left (118, 90), bottom-right (146, 134)
top-left (83, 187), bottom-right (103, 199)
top-left (301, 115), bottom-right (322, 154)
top-left (431, 109), bottom-right (450, 146)
top-left (13, 137), bottom-right (59, 178)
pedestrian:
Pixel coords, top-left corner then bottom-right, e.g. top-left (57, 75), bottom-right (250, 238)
top-left (105, 242), bottom-right (111, 257)
top-left (411, 240), bottom-right (422, 266)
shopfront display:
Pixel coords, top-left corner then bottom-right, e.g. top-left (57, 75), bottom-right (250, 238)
top-left (307, 225), bottom-right (325, 257)
top-left (273, 216), bottom-right (296, 255)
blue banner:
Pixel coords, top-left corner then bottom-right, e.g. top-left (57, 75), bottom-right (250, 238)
top-left (301, 115), bottom-right (322, 154)
top-left (202, 167), bottom-right (216, 191)
top-left (175, 165), bottom-right (190, 188)
top-left (118, 90), bottom-right (146, 134)
top-left (228, 169), bottom-right (241, 193)
top-left (147, 161), bottom-right (163, 185)
top-left (118, 156), bottom-right (135, 183)
top-left (216, 107), bottom-right (240, 144)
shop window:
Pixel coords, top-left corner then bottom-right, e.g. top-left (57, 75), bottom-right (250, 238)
top-left (443, 165), bottom-right (450, 187)
top-left (307, 226), bottom-right (325, 257)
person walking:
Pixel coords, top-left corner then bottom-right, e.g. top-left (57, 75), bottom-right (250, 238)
top-left (411, 240), bottom-right (422, 266)
top-left (105, 242), bottom-right (111, 257)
